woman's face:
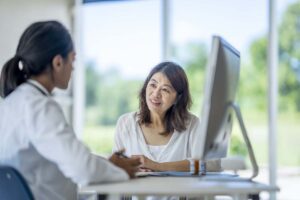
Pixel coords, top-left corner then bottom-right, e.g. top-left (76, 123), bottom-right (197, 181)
top-left (145, 72), bottom-right (177, 116)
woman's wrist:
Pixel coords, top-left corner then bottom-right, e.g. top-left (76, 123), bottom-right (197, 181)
top-left (151, 161), bottom-right (160, 171)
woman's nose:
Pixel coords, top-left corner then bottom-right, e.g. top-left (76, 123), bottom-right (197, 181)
top-left (153, 88), bottom-right (161, 97)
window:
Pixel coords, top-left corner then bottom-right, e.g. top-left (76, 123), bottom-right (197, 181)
top-left (82, 0), bottom-right (161, 154)
top-left (81, 1), bottom-right (300, 198)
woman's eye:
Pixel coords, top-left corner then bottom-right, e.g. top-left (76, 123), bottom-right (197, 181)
top-left (162, 88), bottom-right (170, 93)
top-left (149, 83), bottom-right (156, 88)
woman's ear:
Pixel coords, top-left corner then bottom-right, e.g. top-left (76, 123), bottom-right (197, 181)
top-left (52, 55), bottom-right (64, 72)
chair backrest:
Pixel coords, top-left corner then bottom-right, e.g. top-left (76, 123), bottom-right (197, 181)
top-left (0, 166), bottom-right (34, 200)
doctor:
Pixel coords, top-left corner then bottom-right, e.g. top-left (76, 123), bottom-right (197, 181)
top-left (0, 20), bottom-right (140, 200)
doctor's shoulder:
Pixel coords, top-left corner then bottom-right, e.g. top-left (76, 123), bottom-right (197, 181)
top-left (16, 87), bottom-right (65, 120)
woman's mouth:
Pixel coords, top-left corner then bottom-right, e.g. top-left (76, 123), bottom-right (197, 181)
top-left (150, 99), bottom-right (161, 106)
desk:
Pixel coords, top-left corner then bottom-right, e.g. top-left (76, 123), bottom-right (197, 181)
top-left (79, 176), bottom-right (279, 200)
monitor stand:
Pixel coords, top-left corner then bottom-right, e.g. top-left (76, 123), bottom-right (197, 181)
top-left (228, 102), bottom-right (259, 179)
top-left (199, 102), bottom-right (259, 181)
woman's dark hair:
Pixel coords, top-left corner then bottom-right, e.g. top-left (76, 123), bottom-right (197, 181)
top-left (0, 20), bottom-right (73, 98)
top-left (138, 61), bottom-right (192, 135)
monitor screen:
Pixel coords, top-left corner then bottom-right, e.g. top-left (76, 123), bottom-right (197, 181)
top-left (199, 35), bottom-right (240, 160)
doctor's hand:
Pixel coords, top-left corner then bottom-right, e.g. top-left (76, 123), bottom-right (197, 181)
top-left (131, 155), bottom-right (158, 172)
top-left (109, 153), bottom-right (141, 178)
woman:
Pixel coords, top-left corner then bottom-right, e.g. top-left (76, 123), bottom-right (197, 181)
top-left (0, 21), bottom-right (140, 200)
top-left (113, 61), bottom-right (220, 172)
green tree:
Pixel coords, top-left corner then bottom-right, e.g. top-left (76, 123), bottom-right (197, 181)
top-left (244, 1), bottom-right (300, 113)
top-left (85, 62), bottom-right (101, 107)
top-left (85, 64), bottom-right (137, 125)
top-left (278, 1), bottom-right (300, 112)
top-left (172, 42), bottom-right (208, 114)
top-left (91, 67), bottom-right (141, 125)
top-left (241, 37), bottom-right (268, 111)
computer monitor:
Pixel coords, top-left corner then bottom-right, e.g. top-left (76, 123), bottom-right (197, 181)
top-left (199, 35), bottom-right (240, 160)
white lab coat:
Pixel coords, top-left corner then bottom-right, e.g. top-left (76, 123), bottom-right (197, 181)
top-left (0, 80), bottom-right (128, 200)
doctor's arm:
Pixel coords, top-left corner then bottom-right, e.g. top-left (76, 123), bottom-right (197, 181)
top-left (27, 99), bottom-right (139, 185)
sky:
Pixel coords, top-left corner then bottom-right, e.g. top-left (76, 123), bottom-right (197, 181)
top-left (82, 0), bottom-right (297, 79)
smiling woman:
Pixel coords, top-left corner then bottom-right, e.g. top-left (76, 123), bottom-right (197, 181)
top-left (139, 62), bottom-right (191, 136)
top-left (113, 61), bottom-right (221, 172)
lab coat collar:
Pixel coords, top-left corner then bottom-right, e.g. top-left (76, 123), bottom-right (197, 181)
top-left (27, 79), bottom-right (51, 96)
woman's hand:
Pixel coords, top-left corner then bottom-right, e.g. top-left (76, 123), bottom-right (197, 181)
top-left (131, 155), bottom-right (159, 171)
top-left (109, 153), bottom-right (141, 178)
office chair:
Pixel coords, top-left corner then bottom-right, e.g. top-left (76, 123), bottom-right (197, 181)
top-left (0, 166), bottom-right (34, 200)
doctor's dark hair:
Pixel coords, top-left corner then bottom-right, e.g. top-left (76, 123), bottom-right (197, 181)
top-left (138, 61), bottom-right (192, 135)
top-left (0, 20), bottom-right (73, 98)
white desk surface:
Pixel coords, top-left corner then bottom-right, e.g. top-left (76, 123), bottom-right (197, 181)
top-left (80, 176), bottom-right (279, 197)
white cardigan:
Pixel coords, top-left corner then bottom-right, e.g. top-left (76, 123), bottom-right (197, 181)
top-left (113, 112), bottom-right (206, 162)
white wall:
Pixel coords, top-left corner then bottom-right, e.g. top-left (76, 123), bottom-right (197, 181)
top-left (0, 0), bottom-right (74, 67)
top-left (0, 0), bottom-right (75, 123)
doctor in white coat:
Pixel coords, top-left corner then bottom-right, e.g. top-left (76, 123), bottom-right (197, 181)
top-left (0, 20), bottom-right (140, 200)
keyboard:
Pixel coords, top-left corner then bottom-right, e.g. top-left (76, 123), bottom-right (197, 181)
top-left (136, 171), bottom-right (251, 182)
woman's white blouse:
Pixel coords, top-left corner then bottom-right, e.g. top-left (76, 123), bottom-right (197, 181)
top-left (0, 80), bottom-right (128, 200)
top-left (113, 112), bottom-right (206, 162)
